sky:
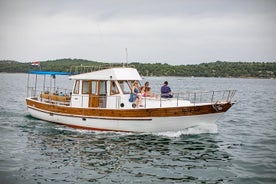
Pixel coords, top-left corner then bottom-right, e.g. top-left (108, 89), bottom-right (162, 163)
top-left (0, 0), bottom-right (275, 65)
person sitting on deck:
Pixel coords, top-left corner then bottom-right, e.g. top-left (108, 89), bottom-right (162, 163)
top-left (144, 81), bottom-right (157, 98)
top-left (161, 81), bottom-right (173, 98)
top-left (144, 81), bottom-right (152, 97)
top-left (139, 86), bottom-right (147, 97)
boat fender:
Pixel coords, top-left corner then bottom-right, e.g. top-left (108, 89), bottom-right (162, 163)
top-left (120, 103), bottom-right (124, 108)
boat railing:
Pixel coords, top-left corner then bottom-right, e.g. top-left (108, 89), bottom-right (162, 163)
top-left (140, 90), bottom-right (236, 108)
top-left (27, 86), bottom-right (72, 97)
top-left (70, 64), bottom-right (136, 74)
top-left (27, 87), bottom-right (72, 105)
top-left (174, 90), bottom-right (237, 104)
top-left (27, 88), bottom-right (236, 108)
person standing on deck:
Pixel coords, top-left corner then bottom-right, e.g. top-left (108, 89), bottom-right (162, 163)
top-left (130, 81), bottom-right (141, 107)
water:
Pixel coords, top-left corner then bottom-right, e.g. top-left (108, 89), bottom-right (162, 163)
top-left (0, 73), bottom-right (275, 184)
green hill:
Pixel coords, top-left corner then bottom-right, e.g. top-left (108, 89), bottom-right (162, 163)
top-left (0, 59), bottom-right (275, 78)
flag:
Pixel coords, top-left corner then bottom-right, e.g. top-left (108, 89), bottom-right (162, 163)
top-left (31, 61), bottom-right (40, 66)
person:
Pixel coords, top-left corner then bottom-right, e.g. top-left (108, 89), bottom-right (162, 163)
top-left (144, 81), bottom-right (151, 96)
top-left (161, 81), bottom-right (173, 98)
top-left (111, 81), bottom-right (119, 95)
top-left (129, 81), bottom-right (141, 107)
top-left (139, 86), bottom-right (147, 97)
top-left (144, 81), bottom-right (150, 90)
top-left (143, 81), bottom-right (158, 98)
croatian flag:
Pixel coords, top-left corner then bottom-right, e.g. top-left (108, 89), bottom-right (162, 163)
top-left (31, 61), bottom-right (40, 66)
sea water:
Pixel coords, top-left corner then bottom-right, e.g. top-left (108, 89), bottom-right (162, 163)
top-left (0, 73), bottom-right (275, 183)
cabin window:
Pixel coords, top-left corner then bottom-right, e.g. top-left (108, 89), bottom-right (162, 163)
top-left (110, 81), bottom-right (119, 95)
top-left (91, 81), bottom-right (97, 94)
top-left (118, 80), bottom-right (131, 94)
top-left (73, 80), bottom-right (80, 94)
top-left (99, 81), bottom-right (107, 95)
top-left (128, 80), bottom-right (135, 88)
top-left (82, 81), bottom-right (90, 94)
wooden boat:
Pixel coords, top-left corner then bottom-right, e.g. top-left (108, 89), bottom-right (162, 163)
top-left (26, 67), bottom-right (236, 132)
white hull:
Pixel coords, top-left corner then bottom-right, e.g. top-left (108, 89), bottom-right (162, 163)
top-left (27, 107), bottom-right (225, 133)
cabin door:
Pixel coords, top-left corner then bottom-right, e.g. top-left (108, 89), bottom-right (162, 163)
top-left (88, 81), bottom-right (99, 108)
top-left (88, 81), bottom-right (107, 108)
top-left (89, 95), bottom-right (99, 107)
top-left (98, 81), bottom-right (107, 108)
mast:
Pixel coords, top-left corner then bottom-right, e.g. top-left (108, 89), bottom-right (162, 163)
top-left (125, 48), bottom-right (128, 67)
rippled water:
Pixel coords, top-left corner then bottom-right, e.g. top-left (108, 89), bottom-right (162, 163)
top-left (0, 73), bottom-right (275, 183)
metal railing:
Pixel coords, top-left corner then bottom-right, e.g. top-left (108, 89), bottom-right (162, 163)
top-left (28, 89), bottom-right (236, 109)
top-left (27, 87), bottom-right (72, 97)
top-left (69, 64), bottom-right (136, 75)
top-left (176, 90), bottom-right (237, 104)
top-left (133, 90), bottom-right (236, 108)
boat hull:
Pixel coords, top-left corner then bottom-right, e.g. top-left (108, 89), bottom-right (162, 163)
top-left (26, 98), bottom-right (233, 132)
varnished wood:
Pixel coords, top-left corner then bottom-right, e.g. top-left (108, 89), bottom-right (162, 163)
top-left (89, 94), bottom-right (99, 107)
top-left (40, 93), bottom-right (70, 102)
top-left (27, 98), bottom-right (233, 118)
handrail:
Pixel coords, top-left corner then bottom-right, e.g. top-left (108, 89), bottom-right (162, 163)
top-left (29, 89), bottom-right (236, 109)
top-left (27, 86), bottom-right (72, 97)
top-left (69, 64), bottom-right (136, 75)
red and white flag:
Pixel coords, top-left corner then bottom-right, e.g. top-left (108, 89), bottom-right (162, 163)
top-left (31, 61), bottom-right (40, 66)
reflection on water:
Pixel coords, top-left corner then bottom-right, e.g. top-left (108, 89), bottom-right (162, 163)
top-left (11, 123), bottom-right (233, 183)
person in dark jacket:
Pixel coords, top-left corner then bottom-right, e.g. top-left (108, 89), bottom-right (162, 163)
top-left (161, 81), bottom-right (173, 98)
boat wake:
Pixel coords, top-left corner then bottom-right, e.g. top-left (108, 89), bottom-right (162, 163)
top-left (154, 124), bottom-right (218, 137)
top-left (53, 123), bottom-right (218, 138)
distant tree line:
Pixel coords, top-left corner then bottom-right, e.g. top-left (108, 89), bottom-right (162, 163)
top-left (132, 61), bottom-right (276, 78)
top-left (0, 58), bottom-right (275, 78)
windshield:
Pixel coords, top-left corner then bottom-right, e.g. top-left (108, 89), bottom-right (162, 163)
top-left (118, 80), bottom-right (131, 94)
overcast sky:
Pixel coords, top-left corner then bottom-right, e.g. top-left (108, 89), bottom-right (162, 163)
top-left (0, 0), bottom-right (275, 65)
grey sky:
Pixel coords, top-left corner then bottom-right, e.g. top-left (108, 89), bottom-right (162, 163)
top-left (0, 0), bottom-right (275, 65)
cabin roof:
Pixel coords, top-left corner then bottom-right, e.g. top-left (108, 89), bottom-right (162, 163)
top-left (69, 67), bottom-right (142, 81)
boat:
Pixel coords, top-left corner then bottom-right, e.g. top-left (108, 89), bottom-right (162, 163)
top-left (26, 66), bottom-right (236, 133)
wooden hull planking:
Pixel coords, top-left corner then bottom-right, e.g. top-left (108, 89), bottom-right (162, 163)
top-left (26, 98), bottom-right (233, 132)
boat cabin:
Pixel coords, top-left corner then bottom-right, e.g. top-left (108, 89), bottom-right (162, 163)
top-left (68, 67), bottom-right (142, 109)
